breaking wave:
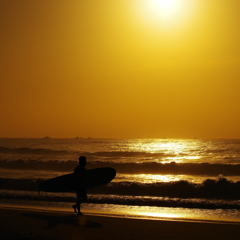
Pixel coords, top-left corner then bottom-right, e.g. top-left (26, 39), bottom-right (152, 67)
top-left (1, 176), bottom-right (240, 200)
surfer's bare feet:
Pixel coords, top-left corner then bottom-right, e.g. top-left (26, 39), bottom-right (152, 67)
top-left (78, 211), bottom-right (83, 215)
top-left (72, 205), bottom-right (77, 213)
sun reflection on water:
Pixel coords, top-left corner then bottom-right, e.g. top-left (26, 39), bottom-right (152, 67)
top-left (138, 209), bottom-right (179, 219)
top-left (133, 174), bottom-right (184, 183)
top-left (130, 139), bottom-right (192, 152)
top-left (116, 173), bottom-right (205, 184)
top-left (162, 155), bottom-right (201, 164)
top-left (127, 139), bottom-right (203, 164)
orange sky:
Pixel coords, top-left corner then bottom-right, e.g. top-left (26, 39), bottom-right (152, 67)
top-left (1, 0), bottom-right (240, 138)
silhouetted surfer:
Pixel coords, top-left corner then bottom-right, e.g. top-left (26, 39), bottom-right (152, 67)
top-left (72, 156), bottom-right (88, 215)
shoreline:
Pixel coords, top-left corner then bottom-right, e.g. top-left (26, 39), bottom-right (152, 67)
top-left (1, 203), bottom-right (240, 225)
top-left (1, 199), bottom-right (240, 224)
top-left (1, 206), bottom-right (240, 240)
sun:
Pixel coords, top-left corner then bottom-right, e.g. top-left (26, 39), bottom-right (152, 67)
top-left (155, 0), bottom-right (177, 11)
top-left (149, 0), bottom-right (183, 19)
top-left (134, 0), bottom-right (195, 30)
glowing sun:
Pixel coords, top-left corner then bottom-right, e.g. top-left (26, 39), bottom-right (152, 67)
top-left (134, 0), bottom-right (195, 31)
top-left (149, 0), bottom-right (183, 19)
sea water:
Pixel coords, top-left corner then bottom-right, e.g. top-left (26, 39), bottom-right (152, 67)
top-left (1, 138), bottom-right (240, 222)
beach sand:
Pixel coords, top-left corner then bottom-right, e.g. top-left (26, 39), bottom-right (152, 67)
top-left (1, 206), bottom-right (240, 240)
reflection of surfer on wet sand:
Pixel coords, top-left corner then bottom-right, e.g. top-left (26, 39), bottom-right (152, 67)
top-left (72, 156), bottom-right (88, 215)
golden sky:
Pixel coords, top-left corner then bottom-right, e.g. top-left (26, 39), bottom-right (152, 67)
top-left (1, 0), bottom-right (240, 138)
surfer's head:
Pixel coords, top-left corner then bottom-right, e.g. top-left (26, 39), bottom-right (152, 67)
top-left (79, 156), bottom-right (87, 166)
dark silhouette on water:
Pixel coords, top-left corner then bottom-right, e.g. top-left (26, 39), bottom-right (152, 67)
top-left (72, 156), bottom-right (88, 215)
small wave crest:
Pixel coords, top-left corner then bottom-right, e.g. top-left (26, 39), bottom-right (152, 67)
top-left (0, 149), bottom-right (176, 163)
top-left (0, 146), bottom-right (75, 155)
top-left (110, 162), bottom-right (240, 176)
top-left (0, 159), bottom-right (77, 171)
top-left (82, 151), bottom-right (169, 159)
top-left (1, 159), bottom-right (240, 176)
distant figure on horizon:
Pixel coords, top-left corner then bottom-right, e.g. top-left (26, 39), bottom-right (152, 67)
top-left (72, 156), bottom-right (88, 215)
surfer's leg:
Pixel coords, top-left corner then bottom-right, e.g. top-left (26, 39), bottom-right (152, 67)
top-left (76, 190), bottom-right (83, 215)
top-left (77, 206), bottom-right (82, 215)
top-left (76, 200), bottom-right (82, 215)
top-left (72, 190), bottom-right (81, 214)
top-left (72, 204), bottom-right (77, 213)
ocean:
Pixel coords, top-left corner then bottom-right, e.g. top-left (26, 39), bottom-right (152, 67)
top-left (1, 138), bottom-right (240, 222)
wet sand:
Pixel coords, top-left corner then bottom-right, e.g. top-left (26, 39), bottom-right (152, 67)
top-left (0, 207), bottom-right (240, 240)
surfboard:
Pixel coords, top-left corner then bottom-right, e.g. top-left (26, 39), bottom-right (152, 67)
top-left (39, 167), bottom-right (116, 193)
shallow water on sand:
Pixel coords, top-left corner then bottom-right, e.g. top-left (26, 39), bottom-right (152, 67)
top-left (1, 199), bottom-right (240, 224)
